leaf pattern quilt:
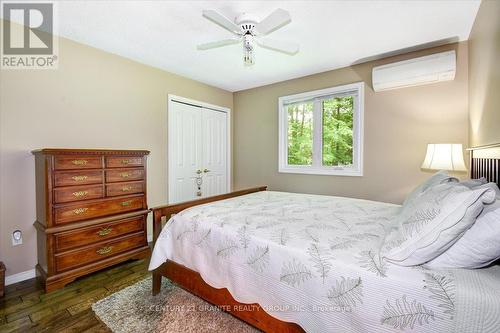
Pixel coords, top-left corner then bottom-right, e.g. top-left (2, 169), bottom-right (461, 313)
top-left (149, 191), bottom-right (500, 333)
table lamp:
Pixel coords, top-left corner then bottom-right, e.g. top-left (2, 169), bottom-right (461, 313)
top-left (421, 143), bottom-right (467, 172)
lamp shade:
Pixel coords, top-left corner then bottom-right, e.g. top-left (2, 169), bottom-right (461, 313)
top-left (421, 144), bottom-right (467, 172)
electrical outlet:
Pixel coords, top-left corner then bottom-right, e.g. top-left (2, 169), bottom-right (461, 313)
top-left (12, 230), bottom-right (22, 246)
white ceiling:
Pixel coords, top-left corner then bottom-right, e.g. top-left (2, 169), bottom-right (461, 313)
top-left (8, 1), bottom-right (481, 91)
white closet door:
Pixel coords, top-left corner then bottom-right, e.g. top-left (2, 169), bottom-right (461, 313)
top-left (168, 100), bottom-right (229, 204)
top-left (168, 102), bottom-right (202, 203)
top-left (201, 108), bottom-right (228, 198)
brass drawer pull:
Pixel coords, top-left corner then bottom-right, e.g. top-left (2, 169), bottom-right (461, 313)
top-left (121, 186), bottom-right (132, 192)
top-left (97, 227), bottom-right (112, 237)
top-left (71, 160), bottom-right (88, 166)
top-left (96, 246), bottom-right (113, 255)
top-left (73, 207), bottom-right (88, 215)
top-left (120, 172), bottom-right (131, 178)
top-left (72, 190), bottom-right (88, 198)
top-left (121, 200), bottom-right (132, 207)
top-left (71, 175), bottom-right (88, 181)
top-left (121, 159), bottom-right (132, 165)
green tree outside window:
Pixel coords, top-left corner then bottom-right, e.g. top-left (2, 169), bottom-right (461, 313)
top-left (287, 101), bottom-right (313, 165)
top-left (322, 96), bottom-right (353, 166)
top-left (286, 96), bottom-right (353, 166)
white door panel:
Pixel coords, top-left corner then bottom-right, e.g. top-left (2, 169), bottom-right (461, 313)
top-left (169, 102), bottom-right (202, 203)
top-left (201, 108), bottom-right (227, 198)
top-left (168, 100), bottom-right (229, 204)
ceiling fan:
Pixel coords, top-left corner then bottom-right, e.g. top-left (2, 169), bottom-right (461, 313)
top-left (197, 8), bottom-right (299, 66)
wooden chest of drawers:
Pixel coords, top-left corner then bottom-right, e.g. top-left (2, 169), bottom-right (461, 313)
top-left (32, 149), bottom-right (150, 292)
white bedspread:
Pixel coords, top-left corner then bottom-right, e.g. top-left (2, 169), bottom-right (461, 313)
top-left (149, 191), bottom-right (500, 333)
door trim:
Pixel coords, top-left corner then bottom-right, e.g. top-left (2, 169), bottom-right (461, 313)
top-left (167, 94), bottom-right (231, 204)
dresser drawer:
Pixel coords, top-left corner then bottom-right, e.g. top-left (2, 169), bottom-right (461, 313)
top-left (106, 168), bottom-right (144, 183)
top-left (54, 170), bottom-right (103, 187)
top-left (55, 232), bottom-right (146, 272)
top-left (54, 156), bottom-right (102, 170)
top-left (54, 195), bottom-right (145, 224)
top-left (54, 185), bottom-right (104, 203)
top-left (54, 215), bottom-right (145, 252)
top-left (106, 156), bottom-right (143, 168)
top-left (106, 181), bottom-right (144, 197)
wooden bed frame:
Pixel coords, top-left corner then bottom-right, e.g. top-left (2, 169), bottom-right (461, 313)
top-left (151, 186), bottom-right (304, 333)
top-left (151, 143), bottom-right (500, 333)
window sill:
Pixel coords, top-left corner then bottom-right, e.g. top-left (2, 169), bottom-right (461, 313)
top-left (278, 166), bottom-right (363, 177)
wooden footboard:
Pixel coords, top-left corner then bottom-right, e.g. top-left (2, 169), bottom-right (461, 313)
top-left (151, 186), bottom-right (268, 247)
top-left (151, 187), bottom-right (268, 295)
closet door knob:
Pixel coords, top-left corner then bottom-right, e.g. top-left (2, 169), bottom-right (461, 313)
top-left (203, 169), bottom-right (210, 173)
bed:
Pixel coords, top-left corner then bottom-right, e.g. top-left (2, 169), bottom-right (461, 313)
top-left (149, 145), bottom-right (500, 333)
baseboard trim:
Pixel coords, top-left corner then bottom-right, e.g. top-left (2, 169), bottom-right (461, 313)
top-left (5, 269), bottom-right (36, 286)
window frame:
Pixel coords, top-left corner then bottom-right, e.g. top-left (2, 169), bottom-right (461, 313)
top-left (278, 82), bottom-right (364, 176)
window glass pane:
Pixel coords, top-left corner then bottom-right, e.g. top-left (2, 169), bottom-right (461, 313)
top-left (322, 96), bottom-right (354, 166)
top-left (287, 101), bottom-right (313, 165)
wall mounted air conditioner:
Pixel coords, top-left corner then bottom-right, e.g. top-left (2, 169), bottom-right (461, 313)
top-left (372, 50), bottom-right (456, 92)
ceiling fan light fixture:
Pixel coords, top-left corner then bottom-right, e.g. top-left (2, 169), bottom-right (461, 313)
top-left (244, 49), bottom-right (255, 66)
top-left (198, 8), bottom-right (298, 66)
top-left (243, 35), bottom-right (255, 66)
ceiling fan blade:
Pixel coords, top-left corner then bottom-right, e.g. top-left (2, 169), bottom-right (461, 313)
top-left (256, 38), bottom-right (299, 55)
top-left (197, 38), bottom-right (241, 50)
top-left (255, 8), bottom-right (291, 35)
top-left (202, 10), bottom-right (241, 35)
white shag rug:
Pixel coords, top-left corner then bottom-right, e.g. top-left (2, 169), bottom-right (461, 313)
top-left (92, 277), bottom-right (260, 333)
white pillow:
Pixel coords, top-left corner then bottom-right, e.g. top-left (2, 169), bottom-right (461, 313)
top-left (382, 183), bottom-right (496, 266)
top-left (403, 171), bottom-right (458, 207)
top-left (460, 177), bottom-right (488, 189)
top-left (426, 183), bottom-right (500, 269)
top-left (476, 182), bottom-right (500, 199)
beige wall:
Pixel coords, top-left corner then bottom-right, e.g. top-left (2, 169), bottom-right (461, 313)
top-left (0, 32), bottom-right (472, 277)
top-left (0, 35), bottom-right (233, 276)
top-left (468, 0), bottom-right (500, 147)
top-left (233, 42), bottom-right (469, 204)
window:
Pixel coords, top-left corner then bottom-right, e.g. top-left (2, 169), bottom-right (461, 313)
top-left (279, 82), bottom-right (364, 176)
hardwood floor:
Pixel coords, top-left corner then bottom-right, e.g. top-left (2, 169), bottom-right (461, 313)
top-left (0, 259), bottom-right (149, 333)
